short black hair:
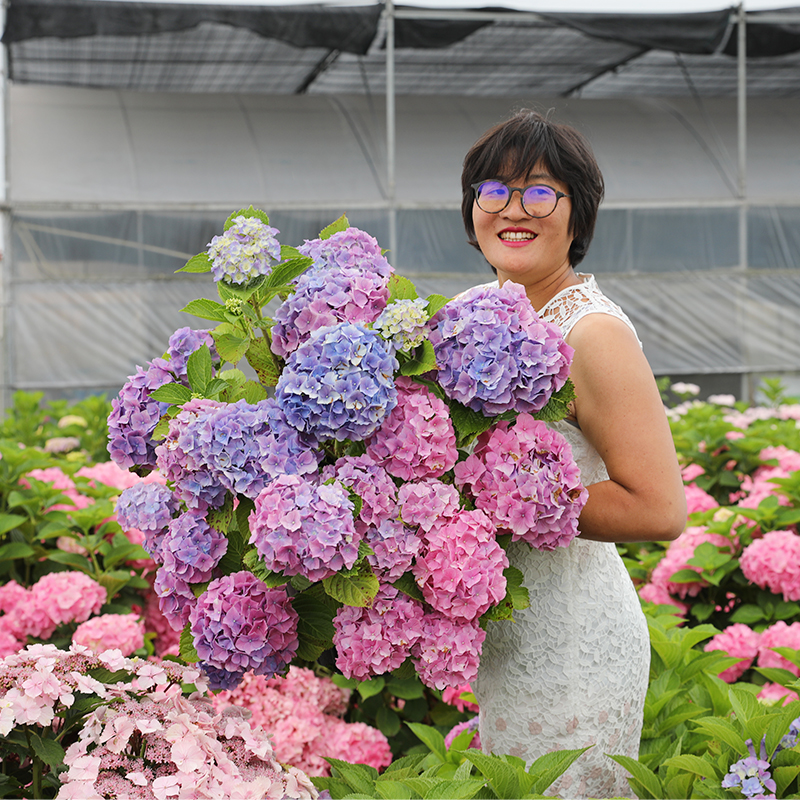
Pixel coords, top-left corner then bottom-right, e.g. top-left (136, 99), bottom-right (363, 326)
top-left (461, 109), bottom-right (604, 268)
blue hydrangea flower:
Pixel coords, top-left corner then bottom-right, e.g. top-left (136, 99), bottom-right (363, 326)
top-left (160, 511), bottom-right (228, 584)
top-left (207, 216), bottom-right (281, 285)
top-left (276, 322), bottom-right (398, 442)
top-left (165, 327), bottom-right (218, 376)
top-left (722, 737), bottom-right (777, 798)
top-left (199, 662), bottom-right (245, 691)
top-left (116, 483), bottom-right (180, 560)
top-left (427, 281), bottom-right (573, 416)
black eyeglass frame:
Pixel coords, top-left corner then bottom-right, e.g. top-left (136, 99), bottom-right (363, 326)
top-left (471, 180), bottom-right (571, 219)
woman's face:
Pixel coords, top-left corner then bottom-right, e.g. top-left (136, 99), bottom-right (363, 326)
top-left (472, 165), bottom-right (574, 287)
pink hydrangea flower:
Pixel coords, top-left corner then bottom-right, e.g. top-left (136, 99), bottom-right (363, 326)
top-left (333, 585), bottom-right (425, 681)
top-left (321, 718), bottom-right (393, 770)
top-left (76, 462), bottom-right (166, 491)
top-left (365, 377), bottom-right (458, 481)
top-left (740, 530), bottom-right (800, 601)
top-left (704, 623), bottom-right (762, 682)
top-left (649, 526), bottom-right (733, 598)
top-left (637, 582), bottom-right (689, 615)
top-left (412, 509), bottom-right (508, 622)
top-left (758, 621), bottom-right (800, 676)
top-left (737, 447), bottom-right (800, 509)
top-left (412, 610), bottom-right (485, 690)
top-left (442, 683), bottom-right (479, 712)
top-left (681, 464), bottom-right (706, 482)
top-left (757, 682), bottom-right (800, 706)
top-left (72, 614), bottom-right (145, 657)
top-left (444, 716), bottom-right (481, 750)
top-left (397, 479), bottom-right (460, 532)
top-left (455, 413), bottom-right (587, 550)
top-left (685, 483), bottom-right (717, 515)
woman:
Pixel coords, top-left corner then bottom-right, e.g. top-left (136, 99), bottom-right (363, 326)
top-left (463, 110), bottom-right (686, 798)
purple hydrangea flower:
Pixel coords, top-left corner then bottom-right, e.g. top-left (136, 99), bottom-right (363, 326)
top-left (271, 267), bottom-right (391, 359)
top-left (427, 281), bottom-right (573, 416)
top-left (207, 216), bottom-right (281, 285)
top-left (165, 327), bottom-right (218, 376)
top-left (298, 227), bottom-right (392, 280)
top-left (256, 398), bottom-right (322, 482)
top-left (153, 567), bottom-right (197, 632)
top-left (116, 483), bottom-right (180, 560)
top-left (199, 662), bottom-right (245, 692)
top-left (333, 585), bottom-right (425, 681)
top-left (364, 518), bottom-right (422, 581)
top-left (189, 572), bottom-right (299, 678)
top-left (107, 360), bottom-right (175, 470)
top-left (160, 512), bottom-right (228, 584)
top-left (275, 323), bottom-right (398, 442)
top-left (248, 475), bottom-right (360, 582)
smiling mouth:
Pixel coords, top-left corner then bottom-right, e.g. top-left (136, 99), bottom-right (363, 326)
top-left (499, 231), bottom-right (536, 241)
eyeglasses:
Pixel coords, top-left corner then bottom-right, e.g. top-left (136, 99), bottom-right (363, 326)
top-left (472, 180), bottom-right (571, 218)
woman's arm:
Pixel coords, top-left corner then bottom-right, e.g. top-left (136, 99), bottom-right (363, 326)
top-left (567, 313), bottom-right (687, 543)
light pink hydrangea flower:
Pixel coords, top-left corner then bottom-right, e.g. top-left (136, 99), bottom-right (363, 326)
top-left (321, 718), bottom-right (393, 770)
top-left (637, 583), bottom-right (688, 615)
top-left (737, 446), bottom-right (800, 509)
top-left (412, 610), bottom-right (485, 690)
top-left (72, 613), bottom-right (145, 657)
top-left (333, 585), bottom-right (425, 681)
top-left (649, 526), bottom-right (733, 598)
top-left (455, 413), bottom-right (587, 550)
top-left (412, 509), bottom-right (508, 622)
top-left (685, 483), bottom-right (717, 515)
top-left (758, 621), bottom-right (800, 676)
top-left (397, 479), bottom-right (460, 532)
top-left (704, 623), bottom-right (762, 682)
top-left (757, 682), bottom-right (800, 706)
top-left (740, 530), bottom-right (800, 601)
top-left (365, 377), bottom-right (458, 480)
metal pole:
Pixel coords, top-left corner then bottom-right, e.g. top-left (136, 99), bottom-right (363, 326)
top-left (737, 3), bottom-right (747, 270)
top-left (385, 0), bottom-right (397, 264)
top-left (0, 0), bottom-right (9, 411)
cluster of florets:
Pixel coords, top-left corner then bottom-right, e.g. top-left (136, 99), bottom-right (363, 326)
top-left (271, 267), bottom-right (391, 358)
top-left (116, 482), bottom-right (179, 559)
top-left (413, 509), bottom-right (508, 622)
top-left (648, 526), bottom-right (735, 599)
top-left (320, 454), bottom-right (397, 535)
top-left (72, 613), bottom-right (145, 657)
top-left (704, 623), bottom-right (762, 682)
top-left (160, 512), bottom-right (228, 584)
top-left (298, 227), bottom-right (392, 279)
top-left (248, 475), bottom-right (359, 582)
top-left (740, 530), bottom-right (800, 601)
top-left (758, 621), bottom-right (800, 675)
top-left (366, 377), bottom-right (458, 480)
top-left (189, 572), bottom-right (299, 689)
top-left (721, 736), bottom-right (777, 799)
top-left (455, 414), bottom-right (587, 550)
top-left (412, 611), bottom-right (485, 690)
top-left (397, 479), bottom-right (460, 532)
top-left (372, 298), bottom-right (429, 353)
top-left (333, 585), bottom-right (425, 681)
top-left (165, 327), bottom-right (217, 376)
top-left (211, 667), bottom-right (392, 776)
top-left (427, 281), bottom-right (572, 416)
top-left (206, 216), bottom-right (281, 285)
top-left (153, 568), bottom-right (197, 633)
top-left (276, 323), bottom-right (398, 442)
top-left (364, 518), bottom-right (422, 581)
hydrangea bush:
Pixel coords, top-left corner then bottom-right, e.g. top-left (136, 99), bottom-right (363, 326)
top-left (105, 207), bottom-right (586, 697)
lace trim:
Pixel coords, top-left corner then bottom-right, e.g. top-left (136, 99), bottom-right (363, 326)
top-left (539, 274), bottom-right (642, 348)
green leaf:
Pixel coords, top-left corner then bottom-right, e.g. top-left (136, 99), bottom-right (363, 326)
top-left (180, 622), bottom-right (200, 663)
top-left (774, 765), bottom-right (800, 797)
top-left (0, 513), bottom-right (26, 535)
top-left (357, 677), bottom-right (386, 700)
top-left (213, 331), bottom-right (250, 365)
top-left (149, 383), bottom-right (193, 405)
top-left (176, 251), bottom-right (212, 273)
top-left (406, 723), bottom-right (448, 762)
top-left (319, 214), bottom-right (350, 240)
top-left (0, 541), bottom-right (35, 561)
top-left (181, 298), bottom-right (228, 322)
top-left (28, 731), bottom-right (66, 772)
top-left (728, 685), bottom-right (762, 724)
top-left (102, 543), bottom-right (147, 570)
top-left (392, 571), bottom-right (424, 602)
top-left (423, 779), bottom-right (485, 799)
top-left (238, 380), bottom-right (269, 404)
top-left (187, 345), bottom-right (213, 394)
top-left (385, 677), bottom-right (425, 700)
top-left (533, 378), bottom-right (576, 423)
top-left (293, 591), bottom-right (336, 661)
top-left (663, 754), bottom-right (720, 781)
top-left (207, 493), bottom-right (234, 533)
top-left (399, 340), bottom-right (437, 377)
top-left (460, 750), bottom-right (520, 799)
top-left (377, 705), bottom-right (402, 738)
top-left (325, 758), bottom-right (377, 795)
top-left (426, 294), bottom-right (451, 317)
top-left (387, 274), bottom-right (419, 302)
top-left (246, 336), bottom-right (281, 387)
top-left (754, 667), bottom-right (799, 687)
top-left (503, 566), bottom-right (529, 610)
top-left (605, 754), bottom-right (663, 800)
top-left (729, 603), bottom-right (767, 624)
top-left (323, 572), bottom-right (379, 607)
top-left (45, 550), bottom-right (92, 572)
top-left (375, 781), bottom-right (413, 800)
top-left (448, 399), bottom-right (497, 448)
top-left (224, 206), bottom-right (271, 230)
top-left (263, 256), bottom-right (313, 290)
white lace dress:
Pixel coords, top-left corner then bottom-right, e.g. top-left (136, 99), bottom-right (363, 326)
top-left (471, 274), bottom-right (650, 799)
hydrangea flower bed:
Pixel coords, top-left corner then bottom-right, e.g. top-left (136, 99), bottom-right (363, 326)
top-left (107, 207), bottom-right (587, 694)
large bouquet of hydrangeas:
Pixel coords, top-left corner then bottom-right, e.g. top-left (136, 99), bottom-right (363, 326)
top-left (107, 208), bottom-right (588, 693)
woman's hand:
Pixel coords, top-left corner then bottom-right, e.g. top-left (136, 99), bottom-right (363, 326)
top-left (567, 313), bottom-right (687, 543)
